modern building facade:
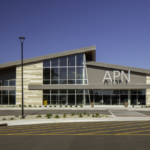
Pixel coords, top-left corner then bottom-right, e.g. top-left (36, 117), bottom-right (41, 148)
top-left (0, 46), bottom-right (150, 106)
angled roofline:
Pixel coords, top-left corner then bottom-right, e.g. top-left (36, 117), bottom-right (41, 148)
top-left (86, 61), bottom-right (150, 74)
top-left (0, 46), bottom-right (96, 69)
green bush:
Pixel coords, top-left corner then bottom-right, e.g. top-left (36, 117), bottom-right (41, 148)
top-left (71, 113), bottom-right (75, 116)
top-left (3, 118), bottom-right (6, 120)
top-left (24, 105), bottom-right (26, 107)
top-left (79, 114), bottom-right (83, 117)
top-left (83, 111), bottom-right (86, 115)
top-left (63, 113), bottom-right (66, 118)
top-left (15, 115), bottom-right (19, 117)
top-left (80, 105), bottom-right (83, 107)
top-left (29, 105), bottom-right (32, 107)
top-left (54, 105), bottom-right (56, 107)
top-left (55, 115), bottom-right (59, 119)
top-left (87, 114), bottom-right (90, 116)
top-left (95, 113), bottom-right (99, 117)
top-left (92, 114), bottom-right (95, 117)
top-left (60, 105), bottom-right (62, 107)
top-left (65, 105), bottom-right (67, 107)
top-left (39, 105), bottom-right (41, 107)
top-left (70, 105), bottom-right (72, 107)
top-left (141, 106), bottom-right (143, 108)
top-left (46, 113), bottom-right (51, 118)
top-left (132, 105), bottom-right (134, 107)
top-left (37, 114), bottom-right (41, 118)
top-left (45, 105), bottom-right (47, 107)
top-left (19, 104), bottom-right (21, 107)
top-left (75, 105), bottom-right (77, 107)
top-left (49, 105), bottom-right (52, 107)
top-left (10, 117), bottom-right (14, 120)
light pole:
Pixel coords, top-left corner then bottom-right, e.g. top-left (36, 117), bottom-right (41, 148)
top-left (19, 37), bottom-right (25, 118)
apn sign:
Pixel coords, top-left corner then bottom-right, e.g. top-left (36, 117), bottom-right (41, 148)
top-left (102, 70), bottom-right (130, 84)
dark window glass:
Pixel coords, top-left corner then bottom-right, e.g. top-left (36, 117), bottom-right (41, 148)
top-left (68, 80), bottom-right (75, 84)
top-left (2, 90), bottom-right (8, 94)
top-left (9, 80), bottom-right (16, 86)
top-left (68, 55), bottom-right (75, 66)
top-left (59, 95), bottom-right (67, 105)
top-left (0, 90), bottom-right (1, 94)
top-left (138, 95), bottom-right (146, 105)
top-left (43, 68), bottom-right (50, 79)
top-left (68, 67), bottom-right (75, 79)
top-left (112, 95), bottom-right (119, 105)
top-left (60, 57), bottom-right (67, 66)
top-left (0, 80), bottom-right (1, 86)
top-left (95, 95), bottom-right (102, 105)
top-left (43, 80), bottom-right (50, 84)
top-left (68, 90), bottom-right (75, 94)
top-left (76, 53), bottom-right (84, 66)
top-left (94, 90), bottom-right (102, 95)
top-left (51, 59), bottom-right (58, 67)
top-left (120, 90), bottom-right (128, 94)
top-left (2, 80), bottom-right (8, 86)
top-left (2, 95), bottom-right (8, 105)
top-left (85, 90), bottom-right (89, 94)
top-left (59, 80), bottom-right (67, 84)
top-left (43, 90), bottom-right (50, 94)
top-left (9, 95), bottom-right (15, 105)
top-left (76, 67), bottom-right (86, 79)
top-left (43, 60), bottom-right (50, 67)
top-left (103, 95), bottom-right (111, 105)
top-left (120, 95), bottom-right (128, 105)
top-left (103, 90), bottom-right (112, 95)
top-left (76, 89), bottom-right (83, 94)
top-left (90, 90), bottom-right (94, 94)
top-left (85, 95), bottom-right (90, 105)
top-left (84, 80), bottom-right (87, 84)
top-left (51, 90), bottom-right (58, 94)
top-left (9, 90), bottom-right (15, 95)
top-left (112, 90), bottom-right (119, 94)
top-left (138, 90), bottom-right (146, 95)
top-left (60, 90), bottom-right (67, 94)
top-left (0, 94), bottom-right (1, 105)
top-left (131, 95), bottom-right (137, 105)
top-left (68, 95), bottom-right (75, 105)
top-left (51, 68), bottom-right (59, 79)
top-left (131, 90), bottom-right (137, 94)
top-left (51, 80), bottom-right (58, 84)
top-left (90, 95), bottom-right (94, 102)
top-left (76, 80), bottom-right (84, 84)
top-left (76, 95), bottom-right (83, 105)
top-left (43, 95), bottom-right (50, 105)
top-left (60, 68), bottom-right (67, 79)
top-left (51, 95), bottom-right (58, 105)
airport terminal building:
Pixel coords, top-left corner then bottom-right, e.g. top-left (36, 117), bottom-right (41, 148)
top-left (0, 46), bottom-right (150, 106)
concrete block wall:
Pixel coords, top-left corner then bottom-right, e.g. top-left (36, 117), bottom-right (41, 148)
top-left (146, 75), bottom-right (150, 105)
top-left (16, 62), bottom-right (43, 105)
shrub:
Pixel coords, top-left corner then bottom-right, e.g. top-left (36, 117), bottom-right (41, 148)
top-left (39, 105), bottom-right (41, 107)
top-left (55, 115), bottom-right (59, 119)
top-left (95, 113), bottom-right (99, 117)
top-left (24, 105), bottom-right (26, 107)
top-left (75, 105), bottom-right (77, 107)
top-left (15, 115), bottom-right (19, 117)
top-left (10, 117), bottom-right (14, 120)
top-left (45, 105), bottom-right (47, 107)
top-left (3, 118), bottom-right (6, 120)
top-left (70, 105), bottom-right (72, 107)
top-left (46, 113), bottom-right (51, 118)
top-left (80, 105), bottom-right (83, 107)
top-left (65, 105), bottom-right (67, 107)
top-left (141, 106), bottom-right (143, 108)
top-left (60, 105), bottom-right (62, 107)
top-left (54, 105), bottom-right (56, 107)
top-left (19, 104), bottom-right (21, 107)
top-left (83, 111), bottom-right (86, 115)
top-left (37, 114), bottom-right (41, 118)
top-left (29, 105), bottom-right (32, 107)
top-left (87, 114), bottom-right (90, 116)
top-left (92, 114), bottom-right (95, 117)
top-left (132, 105), bottom-right (134, 107)
top-left (50, 105), bottom-right (52, 107)
top-left (71, 113), bottom-right (75, 116)
top-left (79, 114), bottom-right (83, 117)
top-left (63, 113), bottom-right (66, 118)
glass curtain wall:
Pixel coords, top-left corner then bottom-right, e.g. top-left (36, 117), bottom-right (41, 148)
top-left (43, 53), bottom-right (88, 85)
top-left (43, 89), bottom-right (90, 106)
top-left (0, 90), bottom-right (16, 105)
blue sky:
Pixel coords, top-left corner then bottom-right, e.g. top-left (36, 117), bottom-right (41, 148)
top-left (0, 0), bottom-right (150, 69)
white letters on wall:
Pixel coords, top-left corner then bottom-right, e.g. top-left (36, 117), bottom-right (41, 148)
top-left (121, 70), bottom-right (130, 82)
top-left (102, 71), bottom-right (112, 82)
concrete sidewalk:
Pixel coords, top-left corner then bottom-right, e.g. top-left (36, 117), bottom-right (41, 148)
top-left (1, 117), bottom-right (150, 126)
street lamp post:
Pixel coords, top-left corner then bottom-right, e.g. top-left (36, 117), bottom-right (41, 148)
top-left (19, 37), bottom-right (25, 118)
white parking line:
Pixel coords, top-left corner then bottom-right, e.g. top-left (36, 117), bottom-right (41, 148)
top-left (108, 110), bottom-right (116, 117)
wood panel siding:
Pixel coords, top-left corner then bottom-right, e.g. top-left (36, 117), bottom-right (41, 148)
top-left (16, 62), bottom-right (43, 105)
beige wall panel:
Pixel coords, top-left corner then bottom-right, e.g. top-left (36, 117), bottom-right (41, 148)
top-left (146, 75), bottom-right (150, 105)
top-left (16, 62), bottom-right (43, 105)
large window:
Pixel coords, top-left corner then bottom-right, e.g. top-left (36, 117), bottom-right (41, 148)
top-left (43, 53), bottom-right (88, 85)
top-left (0, 90), bottom-right (16, 105)
top-left (0, 80), bottom-right (16, 86)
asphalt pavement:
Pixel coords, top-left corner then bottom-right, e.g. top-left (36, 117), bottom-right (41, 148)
top-left (1, 121), bottom-right (150, 150)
